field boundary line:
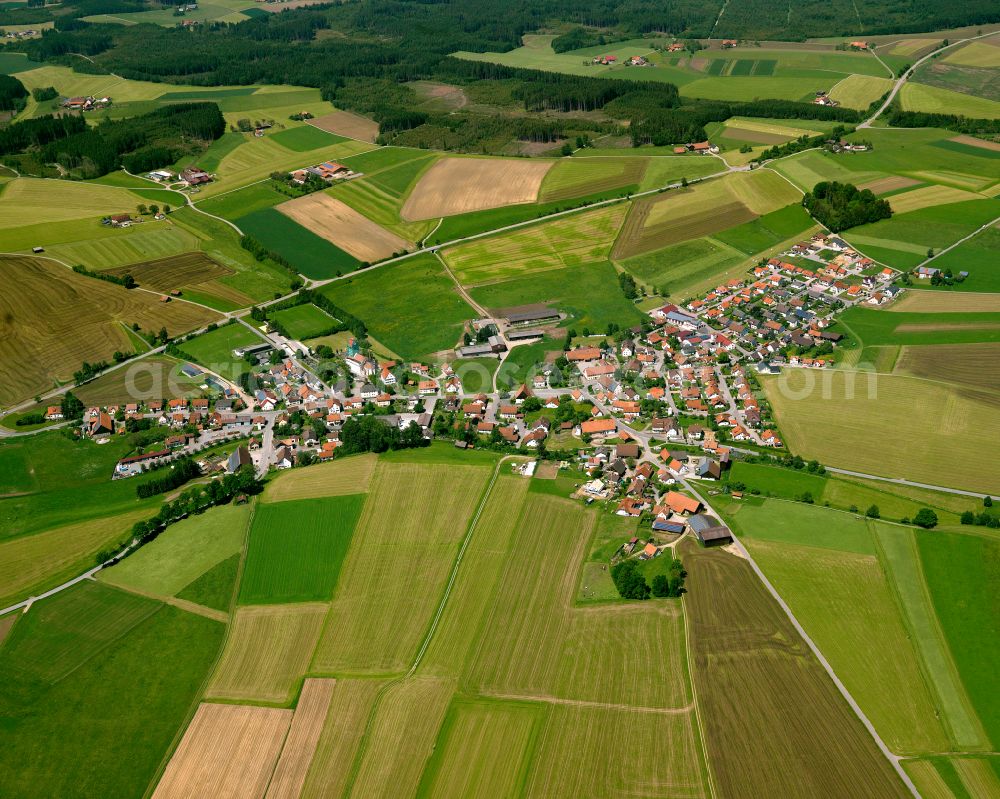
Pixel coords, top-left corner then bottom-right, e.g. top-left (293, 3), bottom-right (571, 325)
top-left (478, 691), bottom-right (695, 716)
top-left (681, 479), bottom-right (921, 798)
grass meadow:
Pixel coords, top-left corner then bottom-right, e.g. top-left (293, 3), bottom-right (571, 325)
top-left (0, 582), bottom-right (223, 799)
top-left (238, 495), bottom-right (365, 604)
top-left (238, 207), bottom-right (361, 280)
top-left (263, 452), bottom-right (378, 503)
top-left (319, 254), bottom-right (475, 358)
top-left (270, 303), bottom-right (338, 340)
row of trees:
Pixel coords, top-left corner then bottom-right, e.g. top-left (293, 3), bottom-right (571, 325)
top-left (135, 456), bottom-right (201, 498)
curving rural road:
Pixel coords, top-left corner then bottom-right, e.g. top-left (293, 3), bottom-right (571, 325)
top-left (861, 29), bottom-right (1000, 127)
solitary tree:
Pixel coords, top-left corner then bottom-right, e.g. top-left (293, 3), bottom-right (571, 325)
top-left (913, 508), bottom-right (938, 529)
top-left (865, 504), bottom-right (880, 519)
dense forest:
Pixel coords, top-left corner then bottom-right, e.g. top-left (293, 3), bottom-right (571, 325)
top-left (803, 181), bottom-right (892, 232)
top-left (1, 102), bottom-right (223, 178)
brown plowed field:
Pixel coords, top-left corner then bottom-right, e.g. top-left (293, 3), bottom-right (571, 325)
top-left (278, 193), bottom-right (411, 262)
top-left (309, 110), bottom-right (380, 143)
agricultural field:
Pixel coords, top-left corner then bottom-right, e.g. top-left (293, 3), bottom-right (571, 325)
top-left (269, 302), bottom-right (338, 340)
top-left (263, 453), bottom-right (377, 502)
top-left (319, 254), bottom-right (475, 358)
top-left (266, 678), bottom-right (338, 799)
top-left (277, 191), bottom-right (412, 262)
top-left (539, 157), bottom-right (646, 202)
top-left (612, 170), bottom-right (801, 259)
top-left (152, 703), bottom-right (293, 799)
top-left (308, 109), bottom-right (380, 142)
top-left (238, 495), bottom-right (365, 604)
top-left (828, 74), bottom-right (895, 109)
top-left (836, 304), bottom-right (1000, 346)
top-left (99, 503), bottom-right (250, 601)
top-left (175, 321), bottom-right (264, 380)
top-left (901, 81), bottom-right (1000, 118)
top-left (760, 369), bottom-right (1000, 493)
top-left (0, 254), bottom-right (221, 407)
top-left (237, 207), bottom-right (361, 280)
top-left (442, 204), bottom-right (628, 285)
top-left (84, 0), bottom-right (258, 27)
top-left (0, 582), bottom-right (224, 799)
top-left (0, 177), bottom-right (148, 230)
top-left (681, 540), bottom-right (911, 798)
top-left (469, 259), bottom-right (645, 333)
top-left (104, 252), bottom-right (255, 309)
top-left (894, 342), bottom-right (1000, 400)
top-left (924, 224), bottom-right (1000, 292)
top-left (401, 156), bottom-right (553, 220)
top-left (206, 602), bottom-right (328, 703)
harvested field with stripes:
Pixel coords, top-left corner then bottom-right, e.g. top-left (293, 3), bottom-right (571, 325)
top-left (887, 290), bottom-right (1000, 313)
top-left (895, 342), bottom-right (1000, 398)
top-left (0, 255), bottom-right (221, 406)
top-left (539, 157), bottom-right (646, 202)
top-left (103, 252), bottom-right (254, 307)
top-left (263, 453), bottom-right (377, 503)
top-left (277, 192), bottom-right (411, 262)
top-left (858, 175), bottom-right (921, 194)
top-left (206, 603), bottom-right (327, 703)
top-left (264, 679), bottom-right (336, 799)
top-left (888, 185), bottom-right (982, 214)
top-left (310, 461), bottom-right (490, 674)
top-left (152, 703), bottom-right (292, 799)
top-left (681, 540), bottom-right (910, 799)
top-left (401, 157), bottom-right (553, 221)
top-left (308, 109), bottom-right (379, 142)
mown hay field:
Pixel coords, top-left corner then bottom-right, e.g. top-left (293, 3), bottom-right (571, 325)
top-left (269, 303), bottom-right (337, 340)
top-left (742, 535), bottom-right (950, 754)
top-left (621, 236), bottom-right (747, 299)
top-left (265, 678), bottom-right (337, 799)
top-left (612, 171), bottom-right (799, 258)
top-left (418, 699), bottom-right (541, 798)
top-left (309, 109), bottom-right (380, 142)
top-left (887, 290), bottom-right (1000, 313)
top-left (443, 204), bottom-right (628, 285)
top-left (238, 495), bottom-right (364, 605)
top-left (300, 679), bottom-right (387, 799)
top-left (895, 342), bottom-right (1000, 398)
top-left (539, 157), bottom-right (646, 202)
top-left (310, 461), bottom-right (490, 674)
top-left (152, 703), bottom-right (292, 799)
top-left (346, 676), bottom-right (456, 798)
top-left (888, 184), bottom-right (982, 214)
top-left (43, 225), bottom-right (201, 272)
top-left (760, 369), bottom-right (1000, 494)
top-left (0, 255), bottom-right (221, 406)
top-left (277, 192), bottom-right (412, 262)
top-left (523, 704), bottom-right (709, 798)
top-left (681, 540), bottom-right (911, 799)
top-left (857, 175), bottom-right (921, 194)
top-left (332, 177), bottom-right (437, 243)
top-left (942, 40), bottom-right (1000, 68)
top-left (99, 503), bottom-right (250, 599)
top-left (0, 178), bottom-right (143, 229)
top-left (401, 156), bottom-right (553, 221)
top-left (828, 74), bottom-right (895, 109)
top-left (0, 508), bottom-right (150, 608)
top-left (263, 453), bottom-right (377, 503)
top-left (103, 252), bottom-right (253, 308)
top-left (206, 603), bottom-right (327, 703)
top-left (901, 81), bottom-right (1000, 119)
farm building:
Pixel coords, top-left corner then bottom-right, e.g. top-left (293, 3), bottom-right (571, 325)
top-left (181, 167), bottom-right (212, 185)
top-left (226, 445), bottom-right (252, 474)
top-left (688, 514), bottom-right (732, 546)
top-left (502, 305), bottom-right (561, 325)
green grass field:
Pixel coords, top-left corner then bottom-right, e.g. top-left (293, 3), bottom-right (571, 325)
top-left (238, 495), bottom-right (365, 604)
top-left (539, 157), bottom-right (645, 202)
top-left (269, 125), bottom-right (346, 152)
top-left (99, 502), bottom-right (250, 599)
top-left (837, 306), bottom-right (1000, 346)
top-left (917, 530), bottom-right (1000, 747)
top-left (319, 254), bottom-right (475, 358)
top-left (176, 321), bottom-right (263, 379)
top-left (237, 207), bottom-right (361, 280)
top-left (620, 236), bottom-right (747, 300)
top-left (901, 81), bottom-right (1000, 118)
top-left (0, 582), bottom-right (223, 799)
top-left (175, 553), bottom-right (240, 612)
top-left (469, 259), bottom-right (644, 333)
top-left (923, 224), bottom-right (1000, 293)
top-left (270, 303), bottom-right (338, 340)
top-left (713, 203), bottom-right (815, 255)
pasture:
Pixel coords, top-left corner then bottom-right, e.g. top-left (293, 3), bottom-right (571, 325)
top-left (0, 582), bottom-right (223, 799)
top-left (99, 502), bottom-right (250, 600)
top-left (238, 495), bottom-right (364, 604)
top-left (742, 534), bottom-right (950, 753)
top-left (238, 207), bottom-right (361, 279)
top-left (319, 254), bottom-right (475, 358)
top-left (901, 81), bottom-right (1000, 119)
top-left (176, 322), bottom-right (263, 379)
top-left (681, 540), bottom-right (911, 798)
top-left (760, 370), bottom-right (1000, 494)
top-left (401, 156), bottom-right (553, 220)
top-left (270, 303), bottom-right (337, 340)
top-left (152, 703), bottom-right (293, 799)
top-left (0, 177), bottom-right (145, 230)
top-left (309, 109), bottom-right (380, 142)
top-left (277, 192), bottom-right (412, 263)
top-left (0, 254), bottom-right (220, 406)
top-left (206, 603), bottom-right (328, 703)
top-left (263, 452), bottom-right (377, 502)
top-left (442, 204), bottom-right (628, 285)
top-left (269, 124), bottom-right (344, 152)
top-left (828, 74), bottom-right (895, 109)
top-left (310, 461), bottom-right (491, 674)
top-left (926, 224), bottom-right (1000, 292)
top-left (176, 554), bottom-right (241, 613)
